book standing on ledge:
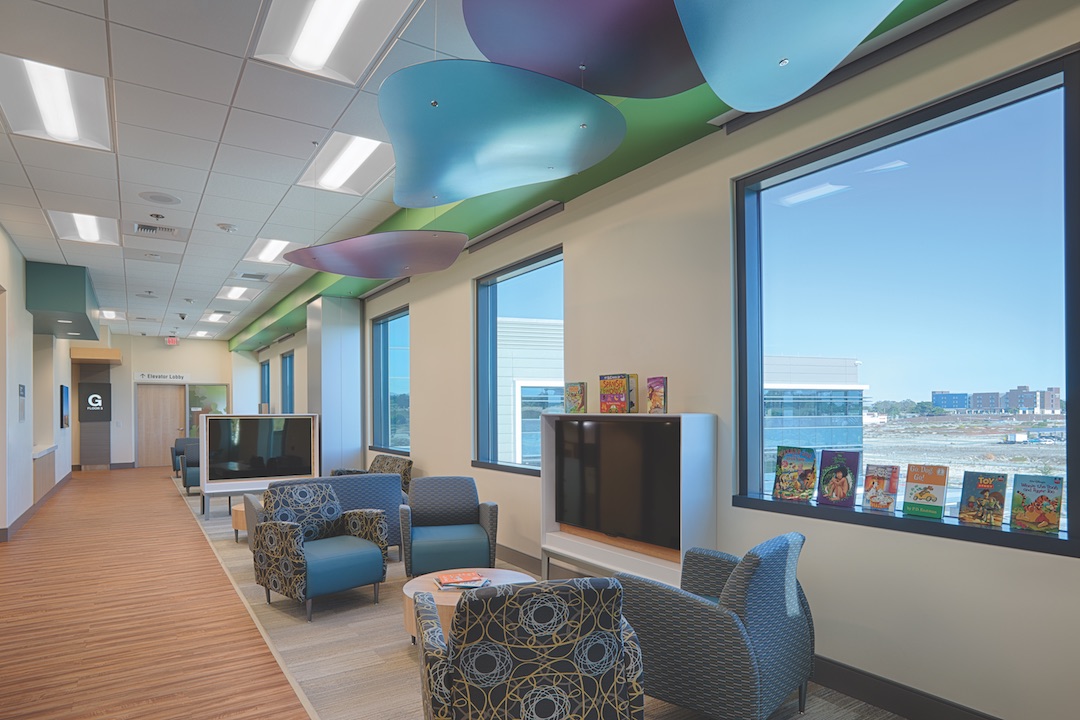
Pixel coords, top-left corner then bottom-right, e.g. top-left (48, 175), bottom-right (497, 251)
top-left (957, 470), bottom-right (1007, 526)
top-left (817, 449), bottom-right (860, 508)
top-left (903, 463), bottom-right (949, 519)
top-left (772, 446), bottom-right (817, 502)
top-left (599, 373), bottom-right (638, 413)
top-left (1010, 474), bottom-right (1063, 533)
top-left (646, 376), bottom-right (667, 413)
top-left (862, 463), bottom-right (900, 512)
top-left (564, 381), bottom-right (587, 413)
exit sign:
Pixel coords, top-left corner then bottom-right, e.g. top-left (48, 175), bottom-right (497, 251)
top-left (165, 336), bottom-right (179, 346)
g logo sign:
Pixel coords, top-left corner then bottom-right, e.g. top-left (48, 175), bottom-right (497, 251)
top-left (88, 394), bottom-right (103, 408)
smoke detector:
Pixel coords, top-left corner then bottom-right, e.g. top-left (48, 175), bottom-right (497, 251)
top-left (217, 223), bottom-right (238, 233)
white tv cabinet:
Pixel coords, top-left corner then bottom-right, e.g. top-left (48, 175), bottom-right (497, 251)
top-left (539, 412), bottom-right (717, 586)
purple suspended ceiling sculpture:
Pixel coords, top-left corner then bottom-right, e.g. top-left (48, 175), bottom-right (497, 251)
top-left (461, 0), bottom-right (704, 99)
top-left (282, 230), bottom-right (468, 278)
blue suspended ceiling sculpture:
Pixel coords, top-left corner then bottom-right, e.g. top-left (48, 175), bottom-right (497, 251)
top-left (674, 0), bottom-right (904, 112)
top-left (379, 59), bottom-right (626, 208)
top-left (282, 230), bottom-right (468, 278)
top-left (461, 0), bottom-right (704, 99)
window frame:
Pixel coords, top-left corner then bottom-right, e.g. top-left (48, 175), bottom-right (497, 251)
top-left (280, 351), bottom-right (294, 414)
top-left (370, 306), bottom-right (410, 455)
top-left (474, 246), bottom-right (564, 475)
top-left (260, 360), bottom-right (270, 408)
top-left (734, 54), bottom-right (1078, 558)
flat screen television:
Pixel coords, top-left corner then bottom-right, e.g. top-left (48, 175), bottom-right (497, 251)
top-left (554, 416), bottom-right (681, 550)
top-left (203, 414), bottom-right (318, 483)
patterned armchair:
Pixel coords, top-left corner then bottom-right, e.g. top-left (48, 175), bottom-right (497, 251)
top-left (616, 533), bottom-right (815, 720)
top-left (400, 476), bottom-right (497, 577)
top-left (253, 482), bottom-right (388, 621)
top-left (332, 453), bottom-right (414, 496)
top-left (415, 577), bottom-right (644, 720)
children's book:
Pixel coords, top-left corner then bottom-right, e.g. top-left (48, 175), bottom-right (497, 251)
top-left (1010, 474), bottom-right (1064, 534)
top-left (646, 376), bottom-right (667, 413)
top-left (772, 446), bottom-right (817, 502)
top-left (564, 381), bottom-right (587, 413)
top-left (434, 571), bottom-right (491, 589)
top-left (902, 463), bottom-right (949, 519)
top-left (600, 373), bottom-right (636, 413)
top-left (861, 464), bottom-right (900, 513)
top-left (956, 471), bottom-right (1007, 526)
top-left (816, 450), bottom-right (860, 508)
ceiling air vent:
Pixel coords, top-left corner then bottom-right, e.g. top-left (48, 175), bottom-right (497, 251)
top-left (238, 272), bottom-right (268, 282)
top-left (132, 222), bottom-right (178, 236)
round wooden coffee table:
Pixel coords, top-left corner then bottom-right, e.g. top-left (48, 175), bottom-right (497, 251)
top-left (402, 567), bottom-right (534, 640)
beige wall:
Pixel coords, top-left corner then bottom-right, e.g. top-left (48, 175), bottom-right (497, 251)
top-left (366, 2), bottom-right (1079, 717)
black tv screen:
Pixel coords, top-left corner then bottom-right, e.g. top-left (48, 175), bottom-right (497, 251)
top-left (555, 417), bottom-right (681, 550)
top-left (205, 415), bottom-right (315, 481)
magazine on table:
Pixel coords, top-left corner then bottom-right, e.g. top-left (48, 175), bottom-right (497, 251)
top-left (433, 571), bottom-right (491, 589)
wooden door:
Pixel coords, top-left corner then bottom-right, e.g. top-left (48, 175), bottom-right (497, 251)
top-left (136, 384), bottom-right (186, 467)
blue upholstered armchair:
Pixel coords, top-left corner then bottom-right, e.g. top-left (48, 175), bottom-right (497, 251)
top-left (415, 578), bottom-right (644, 720)
top-left (616, 533), bottom-right (815, 720)
top-left (169, 437), bottom-right (197, 478)
top-left (253, 482), bottom-right (388, 621)
top-left (400, 476), bottom-right (497, 577)
top-left (332, 453), bottom-right (414, 495)
top-left (178, 442), bottom-right (200, 494)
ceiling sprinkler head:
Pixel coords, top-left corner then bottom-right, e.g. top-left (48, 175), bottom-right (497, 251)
top-left (217, 223), bottom-right (237, 233)
top-left (150, 213), bottom-right (165, 220)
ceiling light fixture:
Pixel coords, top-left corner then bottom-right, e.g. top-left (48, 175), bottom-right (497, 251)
top-left (24, 59), bottom-right (79, 141)
top-left (290, 0), bottom-right (364, 71)
top-left (57, 319), bottom-right (73, 324)
top-left (208, 313), bottom-right (224, 322)
top-left (225, 287), bottom-right (246, 300)
top-left (318, 135), bottom-right (381, 190)
top-left (72, 213), bottom-right (100, 241)
top-left (257, 239), bottom-right (290, 263)
top-left (101, 310), bottom-right (116, 319)
top-left (195, 331), bottom-right (209, 338)
top-left (67, 332), bottom-right (81, 336)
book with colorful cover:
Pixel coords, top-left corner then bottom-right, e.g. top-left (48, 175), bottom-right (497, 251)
top-left (564, 381), bottom-right (587, 413)
top-left (646, 376), bottom-right (667, 413)
top-left (599, 373), bottom-right (638, 413)
top-left (1010, 473), bottom-right (1064, 534)
top-left (902, 463), bottom-right (949, 519)
top-left (861, 464), bottom-right (900, 513)
top-left (816, 450), bottom-right (860, 508)
top-left (957, 471), bottom-right (1007, 526)
top-left (434, 571), bottom-right (490, 589)
top-left (772, 446), bottom-right (817, 502)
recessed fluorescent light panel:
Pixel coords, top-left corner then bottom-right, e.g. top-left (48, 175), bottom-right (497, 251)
top-left (253, 0), bottom-right (415, 84)
top-left (193, 330), bottom-right (210, 338)
top-left (778, 183), bottom-right (850, 207)
top-left (297, 132), bottom-right (395, 197)
top-left (204, 313), bottom-right (229, 323)
top-left (216, 286), bottom-right (260, 302)
top-left (46, 211), bottom-right (120, 245)
top-left (99, 310), bottom-right (125, 321)
top-left (0, 54), bottom-right (111, 150)
top-left (244, 238), bottom-right (300, 264)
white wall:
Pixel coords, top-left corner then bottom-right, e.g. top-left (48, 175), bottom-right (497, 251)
top-left (0, 225), bottom-right (35, 528)
top-left (230, 349), bottom-right (261, 414)
top-left (364, 2), bottom-right (1080, 717)
top-left (256, 330), bottom-right (308, 414)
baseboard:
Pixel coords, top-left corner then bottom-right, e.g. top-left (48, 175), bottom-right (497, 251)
top-left (495, 544), bottom-right (541, 574)
top-left (111, 462), bottom-right (135, 470)
top-left (0, 471), bottom-right (73, 542)
top-left (813, 656), bottom-right (1002, 720)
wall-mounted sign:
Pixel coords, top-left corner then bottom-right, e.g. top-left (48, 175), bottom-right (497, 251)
top-left (79, 383), bottom-right (112, 423)
top-left (135, 372), bottom-right (189, 383)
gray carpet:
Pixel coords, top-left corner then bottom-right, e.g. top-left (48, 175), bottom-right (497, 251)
top-left (178, 481), bottom-right (901, 720)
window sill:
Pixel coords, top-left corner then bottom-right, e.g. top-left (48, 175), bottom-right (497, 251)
top-left (471, 460), bottom-right (541, 478)
top-left (732, 494), bottom-right (1077, 558)
top-left (367, 446), bottom-right (410, 457)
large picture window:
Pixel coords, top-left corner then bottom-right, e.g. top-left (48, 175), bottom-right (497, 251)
top-left (736, 58), bottom-right (1076, 556)
top-left (372, 308), bottom-right (410, 452)
top-left (476, 250), bottom-right (564, 471)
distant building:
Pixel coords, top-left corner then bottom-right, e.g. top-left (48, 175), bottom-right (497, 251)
top-left (1040, 387), bottom-right (1062, 414)
top-left (1005, 385), bottom-right (1040, 414)
top-left (970, 392), bottom-right (1003, 414)
top-left (931, 391), bottom-right (970, 410)
top-left (763, 356), bottom-right (867, 457)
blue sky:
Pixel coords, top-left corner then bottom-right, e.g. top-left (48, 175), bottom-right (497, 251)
top-left (760, 87), bottom-right (1065, 401)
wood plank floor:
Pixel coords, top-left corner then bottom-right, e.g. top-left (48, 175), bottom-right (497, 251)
top-left (0, 468), bottom-right (312, 720)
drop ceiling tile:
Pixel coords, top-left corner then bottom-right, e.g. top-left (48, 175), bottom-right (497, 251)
top-left (265, 206), bottom-right (339, 232)
top-left (114, 82), bottom-right (229, 142)
top-left (346, 198), bottom-right (398, 222)
top-left (363, 175), bottom-right (396, 203)
top-left (3, 219), bottom-right (53, 238)
top-left (36, 191), bottom-right (119, 217)
top-left (0, 162), bottom-right (31, 187)
top-left (221, 109), bottom-right (327, 160)
top-left (0, 184), bottom-right (40, 207)
top-left (0, 135), bottom-right (15, 163)
top-left (119, 182), bottom-right (201, 213)
top-left (334, 90), bottom-right (390, 143)
top-left (122, 236), bottom-right (188, 255)
top-left (110, 24), bottom-right (243, 105)
top-left (191, 213), bottom-right (263, 237)
top-left (125, 257), bottom-right (179, 277)
top-left (280, 186), bottom-right (361, 216)
top-left (232, 260), bottom-right (287, 279)
top-left (12, 136), bottom-right (117, 178)
top-left (246, 223), bottom-right (316, 245)
top-left (108, 0), bottom-right (262, 57)
top-left (122, 247), bottom-right (183, 265)
top-left (0, 203), bottom-right (45, 223)
top-left (17, 245), bottom-right (66, 263)
top-left (26, 167), bottom-right (119, 201)
top-left (362, 39), bottom-right (454, 94)
top-left (118, 156), bottom-right (209, 195)
top-left (62, 247), bottom-right (125, 264)
top-left (213, 145), bottom-right (309, 187)
top-left (197, 194), bottom-right (276, 224)
top-left (40, 1), bottom-right (105, 19)
top-left (0, 0), bottom-right (109, 76)
top-left (399, 0), bottom-right (484, 60)
top-left (235, 62), bottom-right (358, 128)
top-left (117, 123), bottom-right (218, 170)
top-left (203, 172), bottom-right (289, 206)
top-left (120, 201), bottom-right (194, 228)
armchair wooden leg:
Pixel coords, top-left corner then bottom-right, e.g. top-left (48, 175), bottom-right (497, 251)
top-left (799, 681), bottom-right (808, 714)
top-left (265, 587), bottom-right (271, 604)
top-left (306, 598), bottom-right (313, 622)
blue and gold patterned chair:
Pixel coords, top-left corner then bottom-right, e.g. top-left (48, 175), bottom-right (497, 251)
top-left (253, 482), bottom-right (387, 621)
top-left (415, 577), bottom-right (644, 720)
top-left (616, 533), bottom-right (814, 720)
top-left (400, 476), bottom-right (497, 577)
